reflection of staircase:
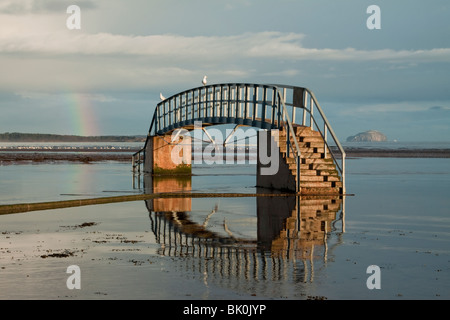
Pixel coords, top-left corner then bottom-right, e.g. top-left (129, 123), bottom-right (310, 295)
top-left (274, 126), bottom-right (343, 195)
top-left (271, 196), bottom-right (342, 258)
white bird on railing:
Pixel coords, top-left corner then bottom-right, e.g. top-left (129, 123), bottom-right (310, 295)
top-left (202, 75), bottom-right (207, 86)
top-left (160, 92), bottom-right (166, 100)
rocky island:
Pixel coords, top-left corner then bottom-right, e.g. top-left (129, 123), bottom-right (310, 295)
top-left (346, 130), bottom-right (387, 142)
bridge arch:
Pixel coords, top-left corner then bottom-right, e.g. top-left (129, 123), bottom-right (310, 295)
top-left (134, 83), bottom-right (346, 194)
top-left (150, 83), bottom-right (294, 135)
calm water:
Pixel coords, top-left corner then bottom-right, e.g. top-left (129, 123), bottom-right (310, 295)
top-left (0, 153), bottom-right (449, 300)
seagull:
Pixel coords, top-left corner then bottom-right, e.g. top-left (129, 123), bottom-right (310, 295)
top-left (160, 92), bottom-right (166, 101)
top-left (202, 75), bottom-right (207, 86)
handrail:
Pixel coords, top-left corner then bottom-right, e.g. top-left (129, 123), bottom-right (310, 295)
top-left (301, 87), bottom-right (346, 194)
top-left (142, 83), bottom-right (345, 194)
top-left (269, 84), bottom-right (346, 194)
top-left (273, 88), bottom-right (302, 192)
top-left (132, 148), bottom-right (145, 175)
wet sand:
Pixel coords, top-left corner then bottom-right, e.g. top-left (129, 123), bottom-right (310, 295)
top-left (343, 148), bottom-right (450, 158)
top-left (1, 147), bottom-right (450, 165)
top-left (0, 150), bottom-right (135, 164)
top-left (1, 152), bottom-right (449, 301)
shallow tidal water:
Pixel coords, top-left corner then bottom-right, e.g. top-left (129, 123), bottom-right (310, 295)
top-left (0, 157), bottom-right (449, 300)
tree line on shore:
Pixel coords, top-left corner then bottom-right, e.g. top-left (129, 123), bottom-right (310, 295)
top-left (0, 132), bottom-right (146, 142)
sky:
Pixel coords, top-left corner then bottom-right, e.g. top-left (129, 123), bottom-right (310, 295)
top-left (0, 0), bottom-right (449, 142)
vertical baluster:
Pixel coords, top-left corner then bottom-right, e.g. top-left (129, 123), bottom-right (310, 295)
top-left (190, 91), bottom-right (194, 121)
top-left (220, 85), bottom-right (224, 118)
top-left (303, 91), bottom-right (307, 126)
top-left (197, 88), bottom-right (201, 119)
top-left (288, 88), bottom-right (296, 126)
top-left (245, 85), bottom-right (249, 119)
top-left (206, 86), bottom-right (210, 118)
top-left (342, 154), bottom-right (346, 194)
top-left (227, 85), bottom-right (231, 118)
top-left (277, 93), bottom-right (281, 128)
top-left (174, 96), bottom-right (177, 125)
top-left (271, 88), bottom-right (276, 127)
top-left (213, 86), bottom-right (217, 118)
top-left (179, 94), bottom-right (182, 123)
top-left (297, 155), bottom-right (301, 193)
top-left (163, 102), bottom-right (166, 131)
top-left (262, 87), bottom-right (267, 124)
top-left (281, 88), bottom-right (286, 125)
top-left (253, 86), bottom-right (258, 122)
top-left (200, 88), bottom-right (203, 119)
top-left (156, 105), bottom-right (160, 134)
top-left (286, 130), bottom-right (290, 158)
top-left (310, 95), bottom-right (314, 129)
top-left (236, 86), bottom-right (240, 118)
top-left (184, 92), bottom-right (188, 122)
top-left (169, 99), bottom-right (173, 129)
top-left (231, 86), bottom-right (236, 118)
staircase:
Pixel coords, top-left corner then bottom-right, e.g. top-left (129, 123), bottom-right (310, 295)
top-left (274, 126), bottom-right (343, 195)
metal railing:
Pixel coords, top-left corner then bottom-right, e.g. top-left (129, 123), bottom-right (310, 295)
top-left (270, 85), bottom-right (346, 194)
top-left (132, 148), bottom-right (145, 175)
top-left (139, 83), bottom-right (346, 194)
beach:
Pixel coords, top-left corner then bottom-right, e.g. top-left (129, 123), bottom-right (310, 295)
top-left (1, 142), bottom-right (450, 166)
top-left (1, 143), bottom-right (450, 301)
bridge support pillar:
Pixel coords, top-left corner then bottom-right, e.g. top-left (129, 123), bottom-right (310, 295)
top-left (144, 134), bottom-right (192, 175)
top-left (256, 130), bottom-right (297, 193)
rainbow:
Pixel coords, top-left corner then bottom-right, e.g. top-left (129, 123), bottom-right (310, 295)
top-left (66, 93), bottom-right (99, 137)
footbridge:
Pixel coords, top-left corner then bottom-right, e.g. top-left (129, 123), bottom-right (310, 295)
top-left (133, 83), bottom-right (346, 195)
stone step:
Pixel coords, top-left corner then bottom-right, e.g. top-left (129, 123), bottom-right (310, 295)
top-left (300, 157), bottom-right (334, 164)
top-left (288, 168), bottom-right (340, 180)
top-left (288, 161), bottom-right (338, 172)
top-left (269, 126), bottom-right (343, 195)
top-left (297, 179), bottom-right (343, 187)
top-left (294, 126), bottom-right (320, 136)
top-left (295, 176), bottom-right (342, 188)
top-left (300, 169), bottom-right (339, 176)
top-left (300, 141), bottom-right (327, 149)
top-left (299, 175), bottom-right (341, 182)
top-left (298, 175), bottom-right (327, 182)
top-left (280, 149), bottom-right (325, 158)
top-left (280, 126), bottom-right (321, 137)
top-left (281, 148), bottom-right (326, 157)
top-left (290, 163), bottom-right (337, 171)
top-left (299, 135), bottom-right (325, 143)
top-left (275, 137), bottom-right (327, 150)
top-left (276, 132), bottom-right (322, 142)
top-left (284, 165), bottom-right (339, 176)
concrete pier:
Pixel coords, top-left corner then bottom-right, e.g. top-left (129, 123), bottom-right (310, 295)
top-left (144, 134), bottom-right (192, 175)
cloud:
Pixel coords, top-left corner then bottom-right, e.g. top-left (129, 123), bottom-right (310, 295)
top-left (0, 0), bottom-right (96, 14)
top-left (2, 27), bottom-right (450, 64)
top-left (429, 105), bottom-right (450, 111)
top-left (16, 91), bottom-right (117, 103)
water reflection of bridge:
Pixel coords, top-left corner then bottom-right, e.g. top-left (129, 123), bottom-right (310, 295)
top-left (144, 175), bottom-right (345, 288)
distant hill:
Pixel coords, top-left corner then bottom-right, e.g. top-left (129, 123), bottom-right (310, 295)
top-left (346, 130), bottom-right (387, 142)
top-left (0, 132), bottom-right (146, 142)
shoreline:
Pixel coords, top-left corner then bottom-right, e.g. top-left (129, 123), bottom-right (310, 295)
top-left (2, 147), bottom-right (450, 164)
top-left (2, 147), bottom-right (450, 165)
top-left (0, 151), bottom-right (134, 164)
top-left (342, 148), bottom-right (450, 158)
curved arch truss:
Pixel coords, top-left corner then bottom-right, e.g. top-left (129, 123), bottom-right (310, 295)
top-left (135, 83), bottom-right (346, 194)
